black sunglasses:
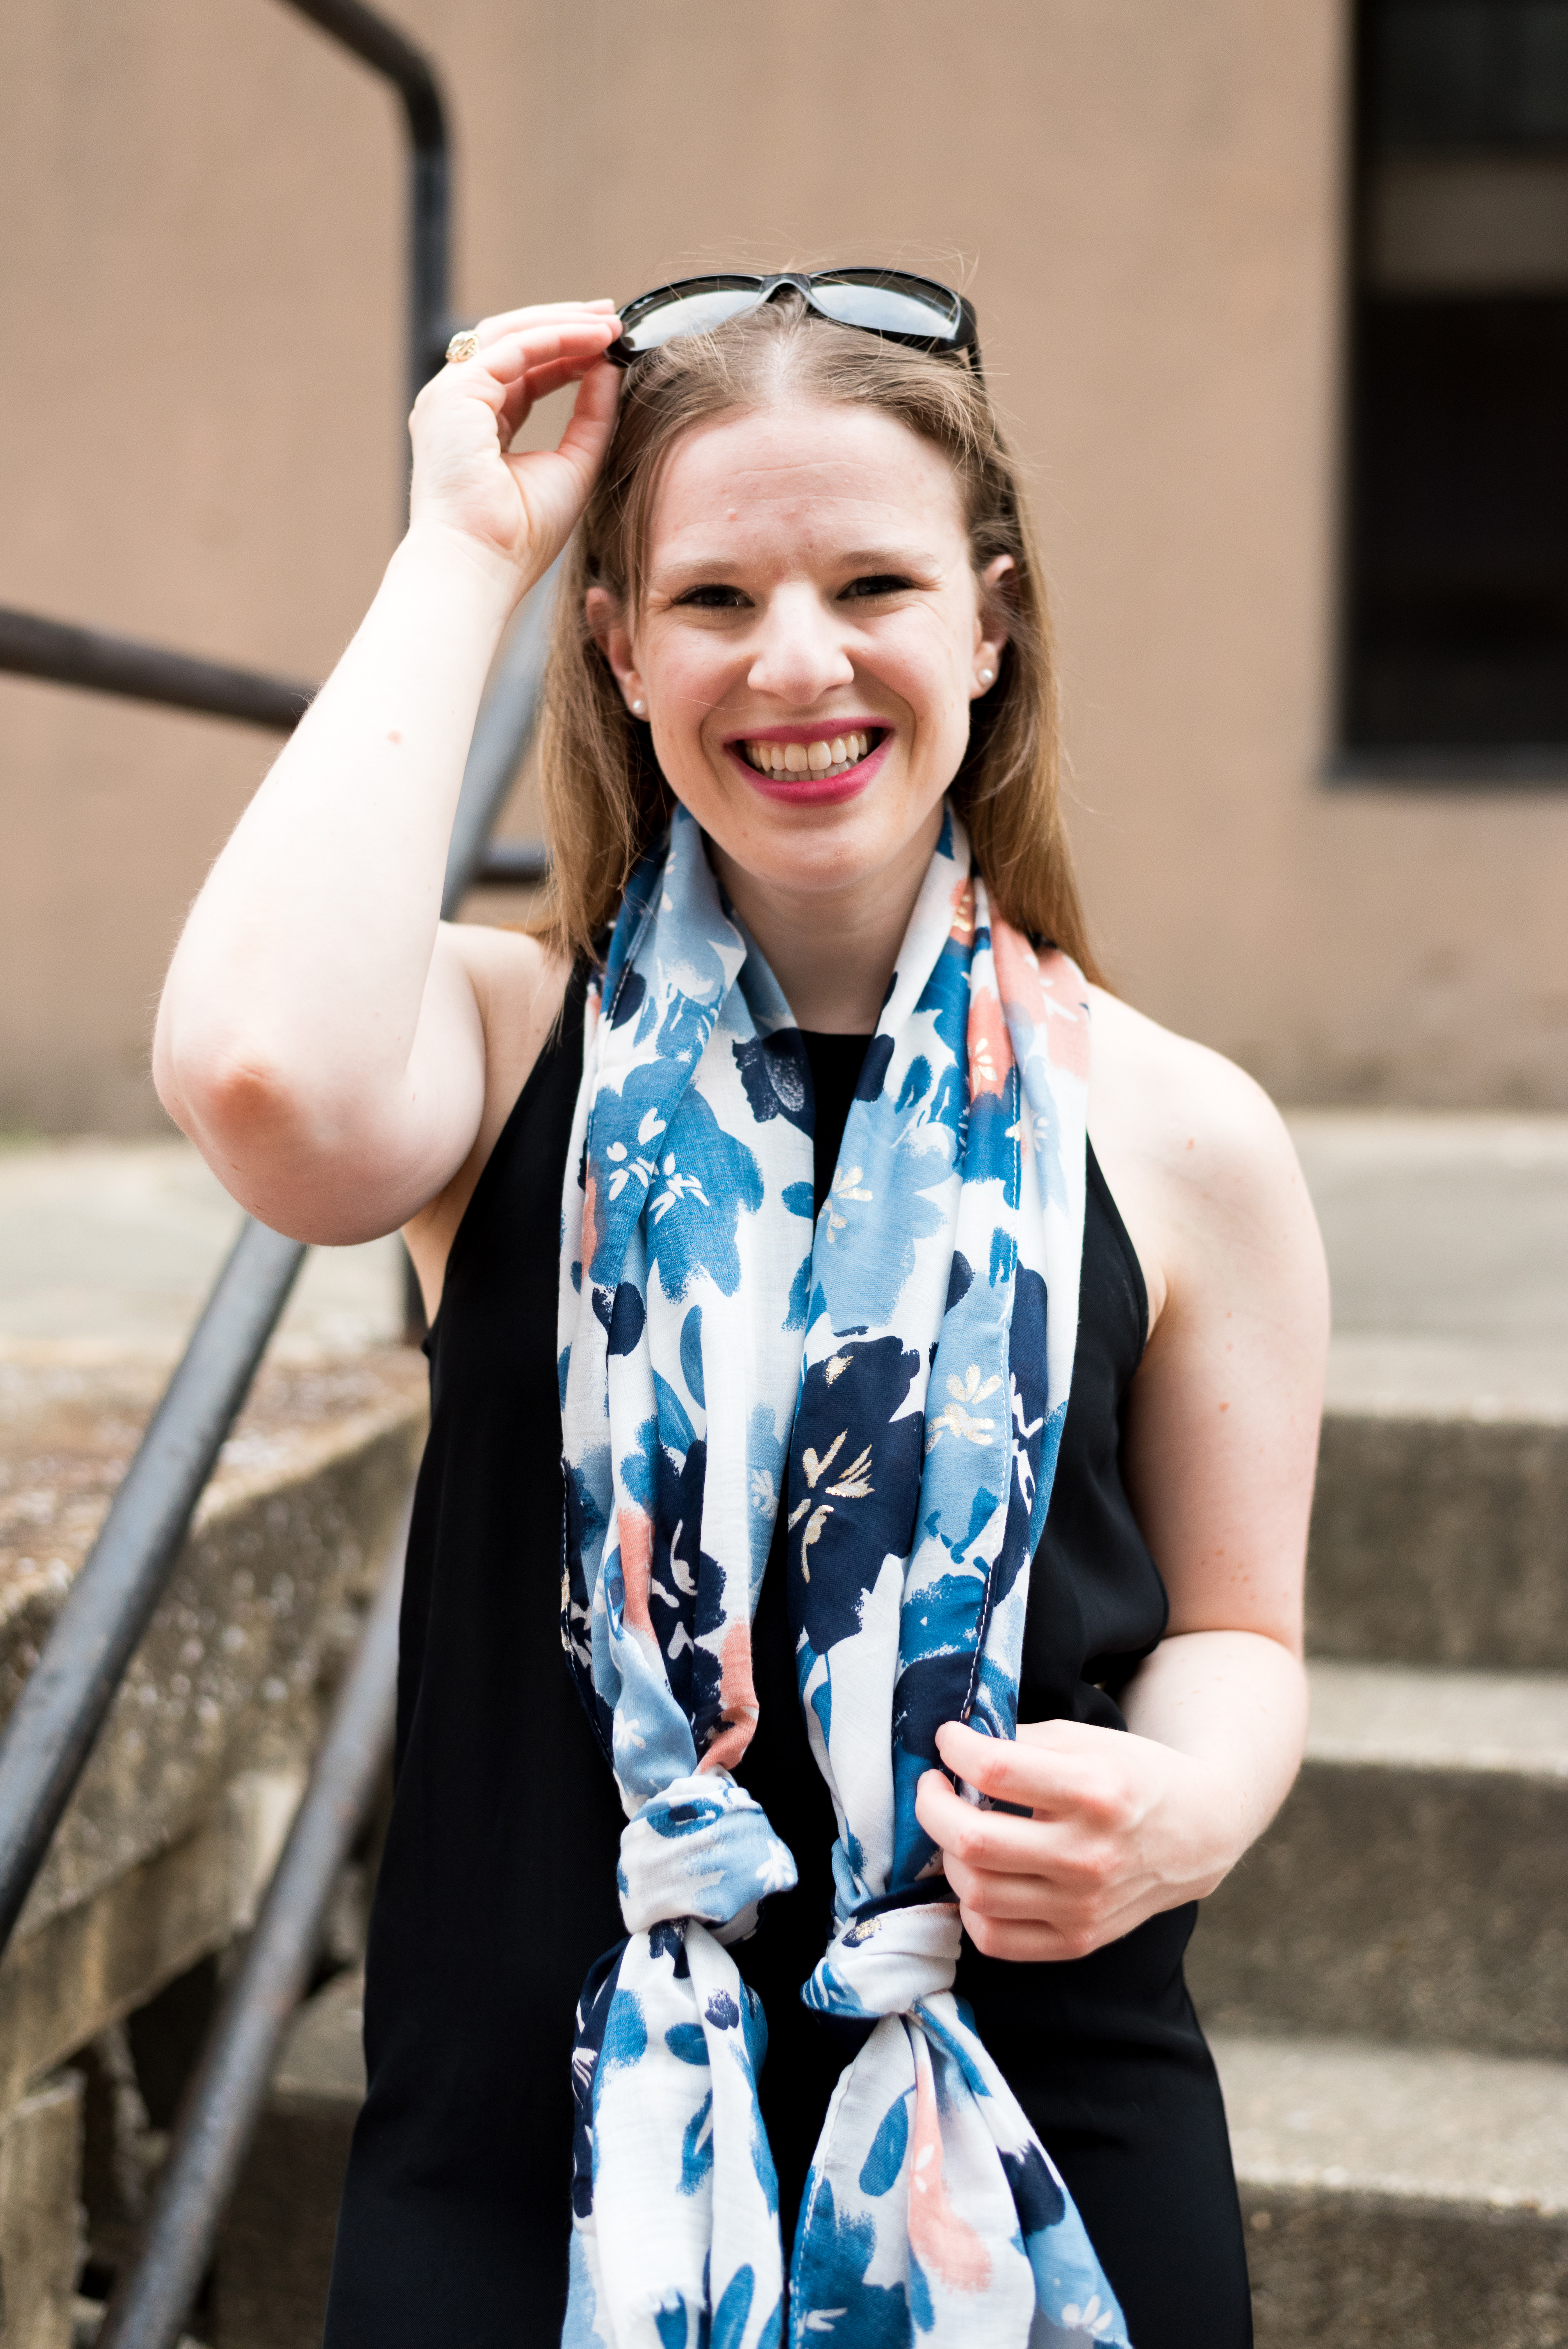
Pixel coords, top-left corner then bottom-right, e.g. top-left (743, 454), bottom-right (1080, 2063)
top-left (605, 269), bottom-right (982, 376)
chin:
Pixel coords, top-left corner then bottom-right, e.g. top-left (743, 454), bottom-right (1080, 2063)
top-left (701, 777), bottom-right (948, 902)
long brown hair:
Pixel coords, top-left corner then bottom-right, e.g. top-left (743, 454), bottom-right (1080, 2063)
top-left (535, 292), bottom-right (1101, 981)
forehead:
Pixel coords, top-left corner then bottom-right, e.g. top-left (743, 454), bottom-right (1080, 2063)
top-left (645, 401), bottom-right (966, 564)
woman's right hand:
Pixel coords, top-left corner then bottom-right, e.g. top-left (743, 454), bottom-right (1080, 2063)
top-left (407, 298), bottom-right (623, 595)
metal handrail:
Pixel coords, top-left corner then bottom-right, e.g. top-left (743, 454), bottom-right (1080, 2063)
top-left (0, 1222), bottom-right (306, 1952)
top-left (278, 0), bottom-right (451, 409)
top-left (0, 0), bottom-right (461, 1967)
top-left (0, 9), bottom-right (558, 2337)
top-left (0, 608), bottom-right (313, 734)
top-left (95, 1498), bottom-right (412, 2349)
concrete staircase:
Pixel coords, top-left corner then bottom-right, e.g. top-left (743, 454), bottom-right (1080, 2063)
top-left (1187, 1113), bottom-right (1568, 2347)
top-left (5, 1117), bottom-right (1566, 2346)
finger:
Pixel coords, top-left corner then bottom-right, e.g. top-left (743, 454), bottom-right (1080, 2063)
top-left (472, 298), bottom-right (618, 343)
top-left (469, 318), bottom-right (621, 384)
top-left (941, 1853), bottom-right (1056, 1921)
top-left (915, 1769), bottom-right (1055, 1877)
top-left (551, 356), bottom-right (623, 481)
top-left (500, 351), bottom-right (608, 430)
top-left (957, 1905), bottom-right (1086, 1964)
top-left (934, 1718), bottom-right (1098, 1818)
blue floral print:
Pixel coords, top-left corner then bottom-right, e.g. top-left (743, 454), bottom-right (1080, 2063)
top-left (557, 805), bottom-right (1129, 2347)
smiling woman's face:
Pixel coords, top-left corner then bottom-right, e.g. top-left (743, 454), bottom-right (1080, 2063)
top-left (588, 399), bottom-right (1008, 920)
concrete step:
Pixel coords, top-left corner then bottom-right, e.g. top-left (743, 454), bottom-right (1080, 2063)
top-left (1214, 2030), bottom-right (1568, 2348)
top-left (1188, 1661), bottom-right (1568, 2060)
top-left (1310, 1390), bottom-right (1568, 1671)
top-left (1293, 1110), bottom-right (1568, 1671)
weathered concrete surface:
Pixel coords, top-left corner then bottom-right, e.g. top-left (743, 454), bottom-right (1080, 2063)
top-left (1217, 2033), bottom-right (1568, 2348)
top-left (0, 1350), bottom-right (424, 1938)
top-left (1190, 1664), bottom-right (1568, 2060)
top-left (0, 1776), bottom-right (300, 2115)
top-left (216, 1972), bottom-right (366, 2349)
top-left (0, 2075), bottom-right (82, 2349)
top-left (0, 1140), bottom-right (420, 2333)
top-left (1242, 2185), bottom-right (1568, 2349)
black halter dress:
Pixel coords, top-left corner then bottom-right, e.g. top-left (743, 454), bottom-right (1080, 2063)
top-left (324, 963), bottom-right (1253, 2349)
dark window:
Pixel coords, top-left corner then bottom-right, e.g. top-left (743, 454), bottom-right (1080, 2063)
top-left (1342, 0), bottom-right (1568, 765)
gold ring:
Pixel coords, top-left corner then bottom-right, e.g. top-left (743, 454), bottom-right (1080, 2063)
top-left (445, 330), bottom-right (480, 365)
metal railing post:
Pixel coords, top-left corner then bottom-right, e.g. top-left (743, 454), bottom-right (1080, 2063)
top-left (94, 1503), bottom-right (411, 2349)
top-left (276, 0), bottom-right (453, 406)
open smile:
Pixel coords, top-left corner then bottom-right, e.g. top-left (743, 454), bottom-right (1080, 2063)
top-left (724, 724), bottom-right (891, 805)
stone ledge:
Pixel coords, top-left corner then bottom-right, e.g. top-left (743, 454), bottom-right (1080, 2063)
top-left (0, 1349), bottom-right (425, 1936)
top-left (0, 2073), bottom-right (82, 2349)
top-left (0, 1772), bottom-right (303, 2112)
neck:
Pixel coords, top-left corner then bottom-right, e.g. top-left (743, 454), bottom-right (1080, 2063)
top-left (707, 807), bottom-right (943, 1034)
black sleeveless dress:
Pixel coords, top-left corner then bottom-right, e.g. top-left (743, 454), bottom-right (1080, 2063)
top-left (324, 966), bottom-right (1253, 2349)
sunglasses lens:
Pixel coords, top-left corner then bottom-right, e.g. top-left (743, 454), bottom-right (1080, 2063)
top-left (618, 282), bottom-right (764, 352)
top-left (809, 272), bottom-right (964, 341)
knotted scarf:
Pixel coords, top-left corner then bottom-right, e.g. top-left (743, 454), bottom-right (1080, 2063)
top-left (557, 804), bottom-right (1130, 2349)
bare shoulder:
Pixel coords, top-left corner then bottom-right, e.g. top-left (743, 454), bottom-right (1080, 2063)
top-left (404, 922), bottom-right (572, 1316)
top-left (1085, 986), bottom-right (1324, 1337)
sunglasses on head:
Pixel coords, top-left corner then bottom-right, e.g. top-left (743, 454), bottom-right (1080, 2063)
top-left (605, 269), bottom-right (982, 376)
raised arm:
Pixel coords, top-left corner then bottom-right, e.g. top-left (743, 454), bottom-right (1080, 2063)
top-left (153, 301), bottom-right (620, 1244)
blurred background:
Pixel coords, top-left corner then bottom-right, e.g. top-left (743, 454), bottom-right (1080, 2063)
top-left (3, 0), bottom-right (1567, 1130)
top-left (2, 5), bottom-right (1567, 2348)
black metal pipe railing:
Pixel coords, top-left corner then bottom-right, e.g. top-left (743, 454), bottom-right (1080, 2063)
top-left (278, 0), bottom-right (452, 408)
top-left (0, 608), bottom-right (313, 735)
top-left (0, 1222), bottom-right (306, 1954)
top-left (0, 0), bottom-right (465, 1973)
top-left (0, 9), bottom-right (556, 2338)
top-left (94, 1499), bottom-right (411, 2349)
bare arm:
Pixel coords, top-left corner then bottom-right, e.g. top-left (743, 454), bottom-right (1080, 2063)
top-left (916, 996), bottom-right (1327, 1959)
top-left (153, 301), bottom-right (620, 1244)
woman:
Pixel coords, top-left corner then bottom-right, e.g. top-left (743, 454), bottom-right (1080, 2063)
top-left (154, 274), bottom-right (1326, 2349)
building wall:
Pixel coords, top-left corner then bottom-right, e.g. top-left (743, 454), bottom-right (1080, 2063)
top-left (2, 0), bottom-right (1564, 1130)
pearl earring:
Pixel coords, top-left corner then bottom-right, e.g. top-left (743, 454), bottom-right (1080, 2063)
top-left (978, 668), bottom-right (995, 688)
top-left (631, 698), bottom-right (647, 717)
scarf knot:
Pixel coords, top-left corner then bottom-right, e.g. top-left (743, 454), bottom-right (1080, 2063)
top-left (800, 1897), bottom-right (962, 2021)
top-left (618, 1774), bottom-right (799, 1948)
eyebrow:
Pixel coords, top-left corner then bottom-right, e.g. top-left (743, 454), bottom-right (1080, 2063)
top-left (652, 546), bottom-right (945, 588)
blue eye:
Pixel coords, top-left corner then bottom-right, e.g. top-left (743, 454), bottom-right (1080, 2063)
top-left (843, 575), bottom-right (911, 600)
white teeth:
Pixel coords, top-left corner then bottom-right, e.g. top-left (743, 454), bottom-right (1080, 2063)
top-left (741, 729), bottom-right (877, 777)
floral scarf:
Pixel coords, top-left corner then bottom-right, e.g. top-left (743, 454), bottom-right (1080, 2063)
top-left (557, 803), bottom-right (1129, 2349)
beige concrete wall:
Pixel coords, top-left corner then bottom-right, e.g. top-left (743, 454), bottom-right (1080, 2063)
top-left (3, 0), bottom-right (1565, 1129)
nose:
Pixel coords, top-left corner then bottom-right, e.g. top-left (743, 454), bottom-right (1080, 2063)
top-left (745, 584), bottom-right (855, 705)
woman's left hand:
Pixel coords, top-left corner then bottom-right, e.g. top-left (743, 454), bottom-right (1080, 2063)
top-left (914, 1714), bottom-right (1241, 1963)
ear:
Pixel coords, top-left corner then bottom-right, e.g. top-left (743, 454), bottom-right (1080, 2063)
top-left (585, 585), bottom-right (646, 716)
top-left (972, 554), bottom-right (1014, 699)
